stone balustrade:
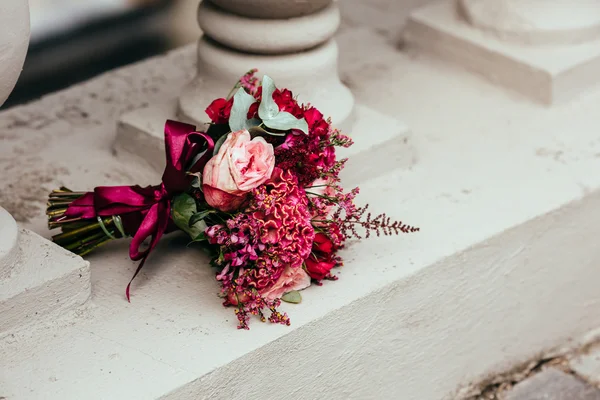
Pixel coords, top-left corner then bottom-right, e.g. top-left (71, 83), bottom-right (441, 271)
top-left (2, 1), bottom-right (600, 399)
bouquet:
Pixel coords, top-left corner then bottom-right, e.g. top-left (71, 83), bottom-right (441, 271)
top-left (47, 70), bottom-right (419, 329)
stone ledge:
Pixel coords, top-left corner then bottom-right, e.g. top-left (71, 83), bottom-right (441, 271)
top-left (405, 0), bottom-right (600, 104)
top-left (0, 227), bottom-right (91, 338)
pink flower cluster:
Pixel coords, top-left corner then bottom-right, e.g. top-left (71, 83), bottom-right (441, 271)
top-left (206, 169), bottom-right (314, 329)
top-left (198, 71), bottom-right (417, 329)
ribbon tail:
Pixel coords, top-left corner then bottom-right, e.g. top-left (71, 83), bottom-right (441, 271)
top-left (126, 255), bottom-right (148, 302)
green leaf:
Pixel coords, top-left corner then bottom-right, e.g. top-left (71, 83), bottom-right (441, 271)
top-left (171, 193), bottom-right (206, 239)
top-left (229, 88), bottom-right (257, 132)
top-left (189, 210), bottom-right (216, 227)
top-left (213, 133), bottom-right (229, 156)
top-left (258, 75), bottom-right (279, 121)
top-left (281, 290), bottom-right (302, 304)
top-left (263, 111), bottom-right (309, 134)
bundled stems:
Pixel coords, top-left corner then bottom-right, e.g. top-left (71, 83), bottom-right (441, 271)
top-left (47, 188), bottom-right (127, 256)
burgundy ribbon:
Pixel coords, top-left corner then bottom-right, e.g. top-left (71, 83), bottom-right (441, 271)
top-left (65, 120), bottom-right (214, 301)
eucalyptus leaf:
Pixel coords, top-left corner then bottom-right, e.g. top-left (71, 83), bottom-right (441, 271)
top-left (263, 111), bottom-right (309, 135)
top-left (189, 210), bottom-right (216, 227)
top-left (258, 75), bottom-right (279, 121)
top-left (229, 88), bottom-right (257, 132)
top-left (171, 193), bottom-right (205, 238)
top-left (281, 290), bottom-right (302, 304)
top-left (213, 133), bottom-right (229, 155)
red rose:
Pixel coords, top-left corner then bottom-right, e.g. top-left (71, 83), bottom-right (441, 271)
top-left (272, 89), bottom-right (303, 117)
top-left (305, 233), bottom-right (338, 281)
top-left (305, 256), bottom-right (336, 281)
top-left (313, 232), bottom-right (333, 253)
top-left (304, 107), bottom-right (331, 137)
top-left (205, 97), bottom-right (233, 124)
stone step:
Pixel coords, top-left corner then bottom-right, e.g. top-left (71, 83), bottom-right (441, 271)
top-left (0, 206), bottom-right (91, 338)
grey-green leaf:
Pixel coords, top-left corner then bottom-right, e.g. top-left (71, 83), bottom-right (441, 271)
top-left (263, 111), bottom-right (309, 134)
top-left (229, 88), bottom-right (257, 132)
top-left (258, 75), bottom-right (280, 121)
top-left (281, 290), bottom-right (302, 304)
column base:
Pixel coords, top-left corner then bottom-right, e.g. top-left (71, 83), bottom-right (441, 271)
top-left (114, 99), bottom-right (415, 185)
top-left (177, 36), bottom-right (354, 127)
top-left (0, 209), bottom-right (91, 337)
top-left (405, 0), bottom-right (600, 105)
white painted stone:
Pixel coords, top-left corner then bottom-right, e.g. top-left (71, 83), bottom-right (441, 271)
top-left (459, 0), bottom-right (600, 45)
top-left (405, 1), bottom-right (600, 104)
top-left (198, 0), bottom-right (340, 54)
top-left (0, 206), bottom-right (20, 280)
top-left (0, 0), bottom-right (30, 106)
top-left (4, 3), bottom-right (600, 397)
top-left (570, 345), bottom-right (600, 386)
top-left (0, 224), bottom-right (91, 338)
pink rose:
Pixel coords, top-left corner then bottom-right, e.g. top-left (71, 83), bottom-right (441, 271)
top-left (260, 265), bottom-right (311, 301)
top-left (203, 130), bottom-right (275, 212)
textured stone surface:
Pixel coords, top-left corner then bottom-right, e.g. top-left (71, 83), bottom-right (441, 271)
top-left (504, 369), bottom-right (600, 400)
top-left (571, 346), bottom-right (600, 386)
top-left (0, 227), bottom-right (91, 338)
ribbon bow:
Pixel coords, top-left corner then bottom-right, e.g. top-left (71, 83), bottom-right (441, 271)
top-left (65, 120), bottom-right (214, 300)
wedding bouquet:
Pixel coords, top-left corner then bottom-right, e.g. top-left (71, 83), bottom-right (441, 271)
top-left (47, 70), bottom-right (418, 329)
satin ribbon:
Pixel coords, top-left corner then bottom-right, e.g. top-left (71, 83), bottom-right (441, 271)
top-left (65, 120), bottom-right (214, 301)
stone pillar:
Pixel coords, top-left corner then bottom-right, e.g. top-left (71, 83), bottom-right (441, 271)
top-left (177, 0), bottom-right (354, 127)
top-left (405, 0), bottom-right (600, 104)
top-left (0, 0), bottom-right (30, 106)
top-left (115, 0), bottom-right (416, 175)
